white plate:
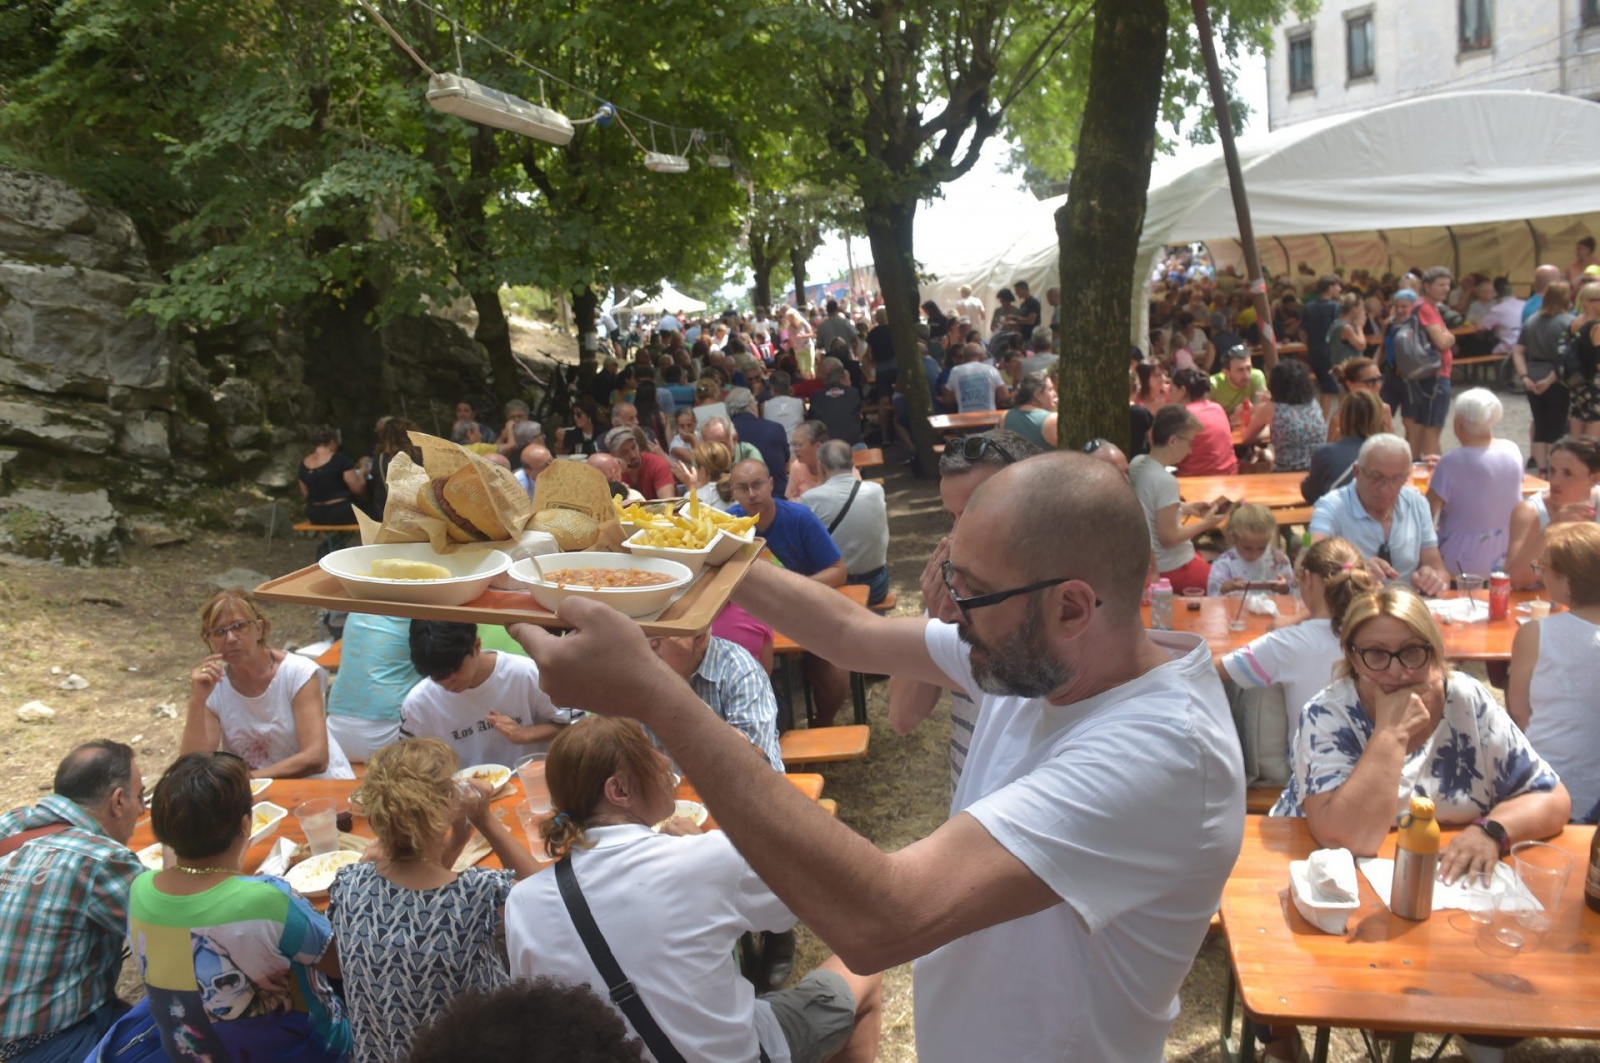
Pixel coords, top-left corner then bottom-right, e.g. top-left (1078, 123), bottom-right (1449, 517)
top-left (135, 842), bottom-right (165, 872)
top-left (454, 764), bottom-right (512, 796)
top-left (319, 543), bottom-right (511, 607)
top-left (284, 850), bottom-right (361, 897)
top-left (250, 779), bottom-right (272, 797)
top-left (250, 801), bottom-right (288, 846)
top-left (509, 552), bottom-right (694, 619)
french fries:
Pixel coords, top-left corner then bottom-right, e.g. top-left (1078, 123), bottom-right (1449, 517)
top-left (618, 493), bottom-right (757, 550)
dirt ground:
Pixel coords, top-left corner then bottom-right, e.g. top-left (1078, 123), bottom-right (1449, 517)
top-left (1, 387), bottom-right (1591, 1062)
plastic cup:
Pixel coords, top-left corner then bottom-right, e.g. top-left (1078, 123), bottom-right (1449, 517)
top-left (1528, 600), bottom-right (1552, 620)
top-left (1491, 891), bottom-right (1531, 950)
top-left (1512, 841), bottom-right (1573, 933)
top-left (1181, 586), bottom-right (1205, 598)
top-left (294, 798), bottom-right (340, 856)
top-left (514, 800), bottom-right (556, 865)
top-left (516, 753), bottom-right (551, 814)
top-left (1466, 880), bottom-right (1496, 926)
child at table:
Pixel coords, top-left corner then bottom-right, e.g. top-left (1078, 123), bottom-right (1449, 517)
top-left (1207, 503), bottom-right (1297, 596)
top-left (328, 739), bottom-right (543, 1063)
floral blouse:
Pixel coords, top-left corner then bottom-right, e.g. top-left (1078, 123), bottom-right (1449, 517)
top-left (1271, 401), bottom-right (1327, 472)
top-left (1271, 672), bottom-right (1560, 821)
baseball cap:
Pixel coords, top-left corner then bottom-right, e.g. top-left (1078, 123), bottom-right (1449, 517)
top-left (1392, 289), bottom-right (1419, 303)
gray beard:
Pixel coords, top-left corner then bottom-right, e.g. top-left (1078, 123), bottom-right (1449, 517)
top-left (959, 599), bottom-right (1073, 698)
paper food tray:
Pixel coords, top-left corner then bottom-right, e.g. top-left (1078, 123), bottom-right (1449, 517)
top-left (254, 539), bottom-right (768, 636)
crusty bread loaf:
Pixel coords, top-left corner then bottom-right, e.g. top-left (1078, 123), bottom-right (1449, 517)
top-left (533, 508), bottom-right (601, 551)
top-left (370, 558), bottom-right (453, 580)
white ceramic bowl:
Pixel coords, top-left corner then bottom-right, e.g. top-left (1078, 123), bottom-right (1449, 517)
top-left (1288, 859), bottom-right (1361, 934)
top-left (285, 850), bottom-right (361, 898)
top-left (622, 529), bottom-right (717, 578)
top-left (454, 764), bottom-right (512, 796)
top-left (250, 801), bottom-right (288, 846)
top-left (319, 542), bottom-right (510, 607)
top-left (705, 527), bottom-right (755, 566)
top-left (509, 552), bottom-right (694, 618)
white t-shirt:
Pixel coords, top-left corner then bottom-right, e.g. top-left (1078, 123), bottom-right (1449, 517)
top-left (1221, 618), bottom-right (1343, 755)
top-left (1128, 454), bottom-right (1193, 573)
top-left (1527, 611), bottom-right (1600, 824)
top-left (917, 622), bottom-right (1244, 1063)
top-left (945, 362), bottom-right (1005, 412)
top-left (207, 652), bottom-right (354, 779)
top-left (400, 652), bottom-right (573, 767)
top-left (505, 825), bottom-right (796, 1063)
top-left (762, 395), bottom-right (805, 436)
top-left (955, 296), bottom-right (987, 339)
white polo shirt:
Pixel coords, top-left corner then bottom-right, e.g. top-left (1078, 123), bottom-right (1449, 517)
top-left (915, 622), bottom-right (1245, 1062)
top-left (399, 652), bottom-right (574, 767)
top-left (505, 825), bottom-right (796, 1062)
top-left (799, 473), bottom-right (889, 576)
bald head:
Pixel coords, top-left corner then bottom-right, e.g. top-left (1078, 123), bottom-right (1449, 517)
top-left (1534, 264), bottom-right (1561, 292)
top-left (1088, 441), bottom-right (1129, 479)
top-left (962, 452), bottom-right (1150, 619)
top-left (587, 453), bottom-right (624, 483)
top-left (483, 452), bottom-right (512, 469)
top-left (521, 443), bottom-right (553, 478)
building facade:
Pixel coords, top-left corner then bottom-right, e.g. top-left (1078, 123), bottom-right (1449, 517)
top-left (1265, 0), bottom-right (1600, 129)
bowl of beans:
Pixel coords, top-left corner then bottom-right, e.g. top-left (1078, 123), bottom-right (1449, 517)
top-left (509, 552), bottom-right (696, 618)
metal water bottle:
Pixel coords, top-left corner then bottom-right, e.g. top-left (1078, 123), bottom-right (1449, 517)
top-left (1392, 795), bottom-right (1440, 920)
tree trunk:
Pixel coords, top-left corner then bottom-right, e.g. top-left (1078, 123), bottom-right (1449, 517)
top-left (1054, 0), bottom-right (1170, 451)
top-left (572, 284), bottom-right (599, 402)
top-left (471, 288), bottom-right (522, 404)
top-left (789, 245), bottom-right (809, 309)
top-left (865, 198), bottom-right (940, 475)
top-left (750, 244), bottom-right (776, 310)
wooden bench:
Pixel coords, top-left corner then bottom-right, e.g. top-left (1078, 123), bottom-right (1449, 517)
top-left (1452, 352), bottom-right (1507, 386)
top-left (292, 522), bottom-right (361, 534)
top-left (853, 448), bottom-right (884, 470)
top-left (1246, 787), bottom-right (1279, 814)
top-left (779, 724), bottom-right (871, 766)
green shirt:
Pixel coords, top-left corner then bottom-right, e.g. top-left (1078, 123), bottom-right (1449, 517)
top-left (1209, 368), bottom-right (1265, 414)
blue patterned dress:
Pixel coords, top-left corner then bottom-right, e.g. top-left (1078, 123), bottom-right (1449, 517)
top-left (328, 862), bottom-right (517, 1063)
top-left (1271, 672), bottom-right (1560, 821)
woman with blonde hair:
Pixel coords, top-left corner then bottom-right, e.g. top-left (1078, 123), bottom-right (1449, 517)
top-left (505, 717), bottom-right (882, 1063)
top-left (329, 738), bottom-right (541, 1063)
top-left (781, 306), bottom-right (815, 379)
top-left (689, 440), bottom-right (736, 511)
top-left (1271, 587), bottom-right (1569, 882)
top-left (1507, 522), bottom-right (1600, 824)
top-left (1567, 280), bottom-right (1600, 436)
top-left (182, 590), bottom-right (354, 779)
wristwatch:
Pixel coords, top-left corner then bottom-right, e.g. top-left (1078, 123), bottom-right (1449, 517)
top-left (1473, 817), bottom-right (1510, 856)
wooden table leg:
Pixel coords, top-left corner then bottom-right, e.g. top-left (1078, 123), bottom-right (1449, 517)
top-left (850, 671), bottom-right (867, 726)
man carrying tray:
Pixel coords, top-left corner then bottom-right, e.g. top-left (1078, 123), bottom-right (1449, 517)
top-left (511, 452), bottom-right (1244, 1062)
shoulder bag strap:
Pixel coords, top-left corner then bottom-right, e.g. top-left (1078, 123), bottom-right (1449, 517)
top-left (555, 856), bottom-right (690, 1063)
top-left (827, 480), bottom-right (863, 534)
top-left (0, 822), bottom-right (70, 859)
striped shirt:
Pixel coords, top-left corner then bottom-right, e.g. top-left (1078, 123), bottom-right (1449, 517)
top-left (690, 637), bottom-right (784, 771)
top-left (0, 795), bottom-right (142, 1044)
top-left (949, 691), bottom-right (978, 797)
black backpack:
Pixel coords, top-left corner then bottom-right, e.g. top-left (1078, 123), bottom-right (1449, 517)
top-left (1392, 314), bottom-right (1442, 381)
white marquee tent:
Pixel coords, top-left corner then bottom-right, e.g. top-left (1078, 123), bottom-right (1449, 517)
top-left (921, 91), bottom-right (1600, 333)
top-left (614, 282), bottom-right (707, 316)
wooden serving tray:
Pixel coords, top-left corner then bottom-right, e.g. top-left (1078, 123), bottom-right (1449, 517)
top-left (252, 540), bottom-right (767, 636)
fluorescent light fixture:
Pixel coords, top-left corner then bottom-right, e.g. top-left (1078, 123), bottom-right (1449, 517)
top-left (426, 73), bottom-right (574, 146)
top-left (644, 152), bottom-right (690, 174)
top-left (707, 153), bottom-right (733, 168)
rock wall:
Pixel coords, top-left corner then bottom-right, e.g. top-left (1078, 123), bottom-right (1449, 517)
top-left (0, 165), bottom-right (495, 565)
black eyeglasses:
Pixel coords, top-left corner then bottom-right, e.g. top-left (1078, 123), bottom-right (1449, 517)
top-left (954, 436), bottom-right (1018, 465)
top-left (941, 560), bottom-right (1098, 622)
top-left (1352, 643), bottom-right (1432, 672)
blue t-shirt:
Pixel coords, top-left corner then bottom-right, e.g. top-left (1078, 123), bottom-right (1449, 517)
top-left (326, 614), bottom-right (418, 724)
top-left (728, 499), bottom-right (841, 576)
top-left (1522, 293), bottom-right (1544, 323)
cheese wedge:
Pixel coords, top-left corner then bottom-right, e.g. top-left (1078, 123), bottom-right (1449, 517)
top-left (370, 558), bottom-right (453, 580)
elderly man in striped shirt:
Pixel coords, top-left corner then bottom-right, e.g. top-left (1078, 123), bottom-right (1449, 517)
top-left (649, 631), bottom-right (784, 772)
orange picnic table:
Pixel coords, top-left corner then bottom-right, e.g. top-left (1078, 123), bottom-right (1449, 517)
top-left (128, 773), bottom-right (826, 899)
top-left (772, 584), bottom-right (872, 727)
top-left (1146, 590), bottom-right (1543, 662)
top-left (1219, 817), bottom-right (1600, 1061)
top-left (1179, 470), bottom-right (1548, 512)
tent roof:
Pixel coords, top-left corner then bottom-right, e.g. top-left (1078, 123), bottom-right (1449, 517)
top-left (1139, 90), bottom-right (1600, 257)
top-left (616, 282), bottom-right (707, 315)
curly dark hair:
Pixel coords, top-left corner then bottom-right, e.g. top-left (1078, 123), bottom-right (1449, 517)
top-left (405, 979), bottom-right (644, 1063)
top-left (1268, 358), bottom-right (1317, 406)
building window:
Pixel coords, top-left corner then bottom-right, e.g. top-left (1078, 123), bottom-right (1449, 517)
top-left (1347, 15), bottom-right (1374, 79)
top-left (1289, 33), bottom-right (1314, 93)
top-left (1460, 0), bottom-right (1492, 52)
top-left (1584, 0), bottom-right (1600, 28)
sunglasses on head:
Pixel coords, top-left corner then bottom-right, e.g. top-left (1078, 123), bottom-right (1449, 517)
top-left (956, 436), bottom-right (1017, 465)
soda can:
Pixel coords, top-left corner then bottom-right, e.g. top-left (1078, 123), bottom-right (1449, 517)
top-left (1488, 571), bottom-right (1511, 621)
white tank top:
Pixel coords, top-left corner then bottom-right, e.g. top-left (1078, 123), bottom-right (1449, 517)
top-left (1532, 487), bottom-right (1600, 530)
top-left (1527, 610), bottom-right (1600, 823)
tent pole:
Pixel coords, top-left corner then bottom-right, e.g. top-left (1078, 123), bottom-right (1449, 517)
top-left (1190, 0), bottom-right (1277, 371)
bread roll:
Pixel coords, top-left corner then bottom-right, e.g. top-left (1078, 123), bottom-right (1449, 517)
top-left (533, 508), bottom-right (601, 551)
top-left (370, 558), bottom-right (452, 580)
top-left (442, 466), bottom-right (510, 541)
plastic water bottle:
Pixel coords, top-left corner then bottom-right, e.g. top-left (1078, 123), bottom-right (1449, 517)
top-left (1392, 795), bottom-right (1440, 920)
top-left (1150, 579), bottom-right (1174, 631)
